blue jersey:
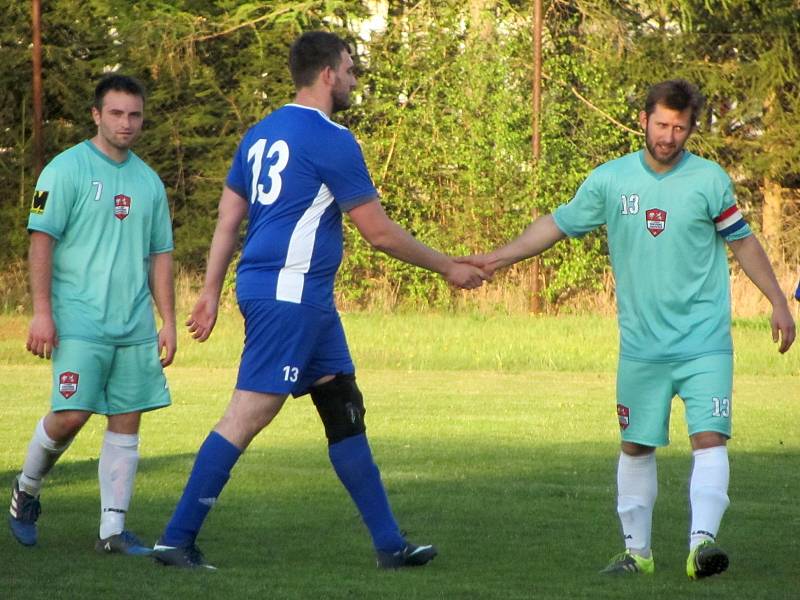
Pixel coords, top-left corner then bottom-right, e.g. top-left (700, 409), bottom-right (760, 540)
top-left (226, 104), bottom-right (378, 310)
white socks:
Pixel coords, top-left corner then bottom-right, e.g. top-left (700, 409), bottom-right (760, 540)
top-left (616, 452), bottom-right (657, 556)
top-left (616, 446), bottom-right (729, 554)
top-left (98, 431), bottom-right (140, 539)
top-left (18, 418), bottom-right (72, 496)
top-left (689, 445), bottom-right (729, 550)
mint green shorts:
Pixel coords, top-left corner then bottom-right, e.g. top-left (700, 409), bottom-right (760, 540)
top-left (50, 338), bottom-right (171, 415)
top-left (615, 353), bottom-right (733, 447)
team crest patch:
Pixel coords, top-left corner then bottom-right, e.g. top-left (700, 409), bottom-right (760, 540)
top-left (645, 208), bottom-right (667, 237)
top-left (30, 190), bottom-right (49, 215)
top-left (616, 403), bottom-right (630, 430)
top-left (114, 194), bottom-right (131, 220)
top-left (59, 371), bottom-right (79, 399)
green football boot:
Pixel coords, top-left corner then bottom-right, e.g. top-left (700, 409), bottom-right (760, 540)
top-left (687, 540), bottom-right (728, 580)
top-left (600, 549), bottom-right (655, 575)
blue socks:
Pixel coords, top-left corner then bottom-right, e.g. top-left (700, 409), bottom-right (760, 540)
top-left (160, 431), bottom-right (241, 547)
top-left (328, 433), bottom-right (404, 552)
top-left (160, 430), bottom-right (403, 552)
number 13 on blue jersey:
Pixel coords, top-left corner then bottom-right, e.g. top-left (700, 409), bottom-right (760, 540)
top-left (247, 138), bottom-right (290, 205)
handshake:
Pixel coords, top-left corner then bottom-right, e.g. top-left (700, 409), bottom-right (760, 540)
top-left (441, 253), bottom-right (505, 290)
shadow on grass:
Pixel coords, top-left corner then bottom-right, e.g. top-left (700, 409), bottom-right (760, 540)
top-left (1, 442), bottom-right (796, 599)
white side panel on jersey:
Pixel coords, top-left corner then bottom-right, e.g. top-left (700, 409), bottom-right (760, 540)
top-left (276, 184), bottom-right (335, 303)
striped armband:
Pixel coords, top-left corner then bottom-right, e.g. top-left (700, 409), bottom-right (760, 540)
top-left (714, 205), bottom-right (747, 238)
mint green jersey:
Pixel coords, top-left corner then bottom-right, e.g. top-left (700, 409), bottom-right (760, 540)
top-left (28, 140), bottom-right (173, 345)
top-left (553, 150), bottom-right (751, 362)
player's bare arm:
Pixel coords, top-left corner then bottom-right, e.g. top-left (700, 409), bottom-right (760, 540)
top-left (187, 186), bottom-right (249, 342)
top-left (460, 214), bottom-right (566, 276)
top-left (150, 251), bottom-right (177, 366)
top-left (27, 231), bottom-right (58, 359)
top-left (728, 234), bottom-right (796, 353)
top-left (347, 199), bottom-right (488, 290)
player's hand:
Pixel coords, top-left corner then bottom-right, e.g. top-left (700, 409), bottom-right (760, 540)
top-left (26, 312), bottom-right (58, 359)
top-left (443, 260), bottom-right (490, 290)
top-left (158, 322), bottom-right (177, 367)
top-left (771, 302), bottom-right (796, 354)
top-left (186, 292), bottom-right (219, 342)
top-left (454, 254), bottom-right (500, 277)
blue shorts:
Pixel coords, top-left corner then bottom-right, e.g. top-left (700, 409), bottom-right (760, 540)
top-left (616, 353), bottom-right (733, 447)
top-left (236, 299), bottom-right (354, 397)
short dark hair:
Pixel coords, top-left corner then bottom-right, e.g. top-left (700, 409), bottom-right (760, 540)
top-left (289, 31), bottom-right (349, 88)
top-left (644, 79), bottom-right (705, 126)
top-left (93, 74), bottom-right (146, 110)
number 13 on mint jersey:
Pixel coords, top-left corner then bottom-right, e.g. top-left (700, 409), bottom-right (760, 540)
top-left (247, 138), bottom-right (290, 205)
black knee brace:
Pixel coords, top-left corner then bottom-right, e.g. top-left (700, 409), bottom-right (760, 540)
top-left (310, 373), bottom-right (366, 445)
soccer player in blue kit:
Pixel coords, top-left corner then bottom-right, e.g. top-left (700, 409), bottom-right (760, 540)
top-left (462, 79), bottom-right (796, 579)
top-left (152, 31), bottom-right (488, 569)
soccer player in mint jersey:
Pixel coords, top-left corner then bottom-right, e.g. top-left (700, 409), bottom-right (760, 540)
top-left (462, 79), bottom-right (796, 579)
top-left (152, 31), bottom-right (487, 570)
top-left (9, 75), bottom-right (176, 556)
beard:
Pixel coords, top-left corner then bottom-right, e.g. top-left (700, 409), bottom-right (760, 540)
top-left (331, 87), bottom-right (352, 113)
top-left (101, 127), bottom-right (140, 151)
top-left (645, 132), bottom-right (684, 166)
top-left (109, 135), bottom-right (137, 150)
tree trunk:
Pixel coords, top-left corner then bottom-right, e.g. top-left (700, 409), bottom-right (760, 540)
top-left (469, 0), bottom-right (494, 41)
top-left (761, 177), bottom-right (783, 263)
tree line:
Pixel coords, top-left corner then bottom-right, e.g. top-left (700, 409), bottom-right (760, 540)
top-left (1, 0), bottom-right (797, 309)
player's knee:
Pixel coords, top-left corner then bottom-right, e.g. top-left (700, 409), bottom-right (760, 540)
top-left (621, 441), bottom-right (655, 457)
top-left (689, 431), bottom-right (728, 451)
top-left (47, 410), bottom-right (91, 440)
top-left (310, 373), bottom-right (366, 445)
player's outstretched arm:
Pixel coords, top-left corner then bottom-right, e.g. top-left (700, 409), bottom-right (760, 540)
top-left (27, 231), bottom-right (58, 359)
top-left (150, 251), bottom-right (177, 366)
top-left (458, 214), bottom-right (566, 276)
top-left (347, 199), bottom-right (489, 290)
top-left (187, 186), bottom-right (249, 342)
top-left (728, 234), bottom-right (796, 353)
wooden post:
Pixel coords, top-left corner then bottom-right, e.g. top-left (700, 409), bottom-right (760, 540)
top-left (529, 0), bottom-right (543, 313)
top-left (32, 0), bottom-right (44, 181)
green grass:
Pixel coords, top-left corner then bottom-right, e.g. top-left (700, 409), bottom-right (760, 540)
top-left (4, 311), bottom-right (797, 375)
top-left (0, 311), bottom-right (798, 599)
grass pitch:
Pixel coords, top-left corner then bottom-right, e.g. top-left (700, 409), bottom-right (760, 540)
top-left (0, 311), bottom-right (798, 599)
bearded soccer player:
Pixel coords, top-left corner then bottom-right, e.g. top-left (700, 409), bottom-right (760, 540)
top-left (151, 31), bottom-right (487, 570)
top-left (8, 74), bottom-right (176, 555)
top-left (462, 79), bottom-right (795, 579)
